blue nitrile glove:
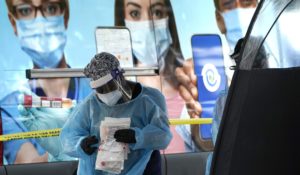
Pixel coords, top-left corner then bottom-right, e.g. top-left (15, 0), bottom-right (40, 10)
top-left (18, 98), bottom-right (75, 161)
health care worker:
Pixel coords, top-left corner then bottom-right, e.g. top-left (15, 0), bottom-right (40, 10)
top-left (0, 0), bottom-right (91, 164)
top-left (175, 0), bottom-right (258, 152)
top-left (60, 52), bottom-right (172, 175)
top-left (115, 0), bottom-right (186, 153)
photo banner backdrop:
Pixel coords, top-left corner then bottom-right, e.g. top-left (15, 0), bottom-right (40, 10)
top-left (0, 0), bottom-right (225, 165)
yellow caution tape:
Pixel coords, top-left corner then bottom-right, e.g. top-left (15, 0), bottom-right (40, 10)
top-left (0, 128), bottom-right (61, 142)
top-left (0, 119), bottom-right (213, 142)
top-left (169, 118), bottom-right (213, 125)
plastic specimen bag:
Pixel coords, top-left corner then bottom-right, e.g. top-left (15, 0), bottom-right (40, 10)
top-left (95, 117), bottom-right (131, 174)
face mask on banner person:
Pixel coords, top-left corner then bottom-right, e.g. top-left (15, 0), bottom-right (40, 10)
top-left (84, 52), bottom-right (132, 106)
top-left (125, 18), bottom-right (173, 66)
top-left (215, 0), bottom-right (258, 52)
top-left (221, 8), bottom-right (255, 52)
top-left (7, 0), bottom-right (69, 68)
top-left (123, 0), bottom-right (172, 66)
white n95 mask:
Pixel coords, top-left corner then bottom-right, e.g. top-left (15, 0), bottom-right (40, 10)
top-left (125, 18), bottom-right (173, 66)
top-left (16, 15), bottom-right (67, 68)
top-left (96, 90), bottom-right (123, 106)
top-left (222, 8), bottom-right (255, 53)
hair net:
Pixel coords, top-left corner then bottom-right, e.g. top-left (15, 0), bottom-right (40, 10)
top-left (84, 52), bottom-right (124, 89)
top-left (84, 52), bottom-right (132, 103)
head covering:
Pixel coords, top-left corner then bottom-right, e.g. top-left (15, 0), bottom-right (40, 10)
top-left (84, 52), bottom-right (124, 89)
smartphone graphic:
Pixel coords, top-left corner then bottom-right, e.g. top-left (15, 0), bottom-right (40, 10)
top-left (191, 34), bottom-right (227, 140)
top-left (95, 27), bottom-right (134, 68)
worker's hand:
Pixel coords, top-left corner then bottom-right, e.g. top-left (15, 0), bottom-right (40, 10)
top-left (175, 59), bottom-right (202, 118)
top-left (18, 105), bottom-right (72, 130)
top-left (80, 136), bottom-right (99, 155)
top-left (114, 129), bottom-right (136, 143)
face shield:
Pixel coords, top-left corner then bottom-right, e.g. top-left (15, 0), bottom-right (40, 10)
top-left (239, 0), bottom-right (300, 69)
top-left (90, 67), bottom-right (132, 105)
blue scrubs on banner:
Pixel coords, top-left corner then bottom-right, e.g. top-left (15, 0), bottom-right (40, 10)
top-left (0, 77), bottom-right (92, 164)
top-left (60, 83), bottom-right (172, 175)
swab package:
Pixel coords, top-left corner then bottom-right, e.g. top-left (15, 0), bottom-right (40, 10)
top-left (95, 117), bottom-right (131, 174)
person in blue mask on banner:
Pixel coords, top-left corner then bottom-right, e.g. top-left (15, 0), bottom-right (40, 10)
top-left (175, 0), bottom-right (257, 153)
top-left (115, 0), bottom-right (187, 153)
top-left (61, 52), bottom-right (172, 175)
top-left (214, 0), bottom-right (257, 53)
top-left (0, 0), bottom-right (91, 164)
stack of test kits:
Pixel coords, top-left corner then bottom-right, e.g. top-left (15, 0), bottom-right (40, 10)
top-left (95, 117), bottom-right (131, 174)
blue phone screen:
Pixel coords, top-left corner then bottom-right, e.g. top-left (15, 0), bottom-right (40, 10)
top-left (191, 34), bottom-right (227, 140)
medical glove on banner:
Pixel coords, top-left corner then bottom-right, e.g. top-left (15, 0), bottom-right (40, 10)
top-left (18, 91), bottom-right (74, 161)
top-left (80, 135), bottom-right (99, 155)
